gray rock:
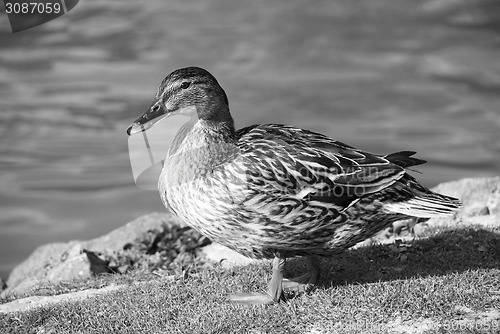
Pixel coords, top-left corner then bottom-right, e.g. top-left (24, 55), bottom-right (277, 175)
top-left (2, 212), bottom-right (178, 297)
top-left (3, 242), bottom-right (79, 297)
top-left (45, 244), bottom-right (94, 283)
top-left (431, 176), bottom-right (500, 216)
top-left (82, 212), bottom-right (181, 253)
top-left (0, 284), bottom-right (125, 314)
top-left (426, 176), bottom-right (500, 229)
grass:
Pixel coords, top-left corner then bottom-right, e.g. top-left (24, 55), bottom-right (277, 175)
top-left (1, 225), bottom-right (499, 334)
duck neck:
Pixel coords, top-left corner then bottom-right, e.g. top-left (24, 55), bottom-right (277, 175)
top-left (198, 103), bottom-right (236, 143)
top-left (200, 120), bottom-right (236, 144)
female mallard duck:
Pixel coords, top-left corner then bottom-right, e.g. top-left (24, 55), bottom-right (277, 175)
top-left (127, 67), bottom-right (461, 305)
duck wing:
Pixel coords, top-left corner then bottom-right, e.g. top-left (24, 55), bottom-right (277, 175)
top-left (235, 124), bottom-right (424, 207)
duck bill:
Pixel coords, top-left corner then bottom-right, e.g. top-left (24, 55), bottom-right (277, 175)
top-left (126, 101), bottom-right (172, 136)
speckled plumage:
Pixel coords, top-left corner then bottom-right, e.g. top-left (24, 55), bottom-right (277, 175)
top-left (128, 67), bottom-right (462, 304)
top-left (158, 122), bottom-right (459, 260)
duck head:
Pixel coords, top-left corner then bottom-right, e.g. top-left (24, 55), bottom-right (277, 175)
top-left (127, 67), bottom-right (234, 136)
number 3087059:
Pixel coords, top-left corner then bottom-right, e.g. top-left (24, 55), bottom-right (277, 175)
top-left (5, 2), bottom-right (62, 14)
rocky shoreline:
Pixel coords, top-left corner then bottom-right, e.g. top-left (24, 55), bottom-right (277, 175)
top-left (1, 176), bottom-right (498, 313)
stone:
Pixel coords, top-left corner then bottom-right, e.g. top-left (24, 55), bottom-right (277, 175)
top-left (3, 242), bottom-right (79, 297)
top-left (82, 212), bottom-right (180, 253)
top-left (1, 212), bottom-right (179, 297)
top-left (0, 284), bottom-right (125, 314)
top-left (425, 176), bottom-right (500, 230)
top-left (431, 176), bottom-right (500, 216)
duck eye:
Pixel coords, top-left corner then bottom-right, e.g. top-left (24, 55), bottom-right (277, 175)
top-left (180, 81), bottom-right (191, 89)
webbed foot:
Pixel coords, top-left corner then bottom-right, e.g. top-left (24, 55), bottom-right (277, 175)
top-left (229, 257), bottom-right (285, 305)
top-left (229, 256), bottom-right (320, 305)
top-left (229, 292), bottom-right (276, 305)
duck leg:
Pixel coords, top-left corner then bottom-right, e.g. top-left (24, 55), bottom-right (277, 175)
top-left (282, 256), bottom-right (320, 294)
top-left (229, 256), bottom-right (285, 305)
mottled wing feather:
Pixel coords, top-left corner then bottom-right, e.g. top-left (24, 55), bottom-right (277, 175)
top-left (384, 151), bottom-right (427, 168)
top-left (235, 124), bottom-right (408, 208)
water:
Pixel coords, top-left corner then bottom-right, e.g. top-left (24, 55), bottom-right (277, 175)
top-left (1, 0), bottom-right (499, 280)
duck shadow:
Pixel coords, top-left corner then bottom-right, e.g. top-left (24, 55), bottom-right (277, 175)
top-left (285, 227), bottom-right (500, 289)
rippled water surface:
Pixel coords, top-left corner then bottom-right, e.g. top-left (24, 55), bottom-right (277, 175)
top-left (1, 0), bottom-right (500, 279)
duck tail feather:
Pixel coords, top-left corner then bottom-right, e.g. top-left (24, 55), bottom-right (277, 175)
top-left (385, 151), bottom-right (427, 168)
top-left (384, 192), bottom-right (462, 218)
